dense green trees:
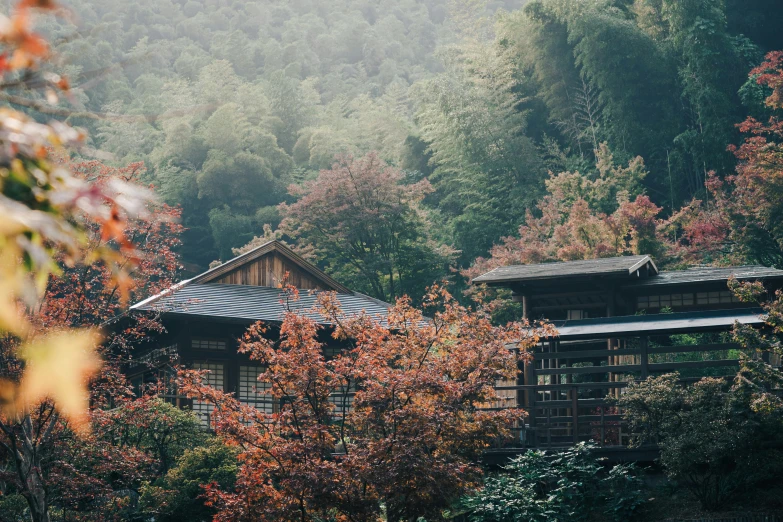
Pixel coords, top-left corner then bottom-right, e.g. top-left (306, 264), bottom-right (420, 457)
top-left (618, 369), bottom-right (783, 510)
top-left (496, 0), bottom-right (773, 207)
top-left (8, 0), bottom-right (783, 298)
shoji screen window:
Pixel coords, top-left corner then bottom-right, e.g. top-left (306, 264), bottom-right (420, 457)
top-left (191, 362), bottom-right (224, 426)
top-left (329, 384), bottom-right (355, 418)
top-left (238, 365), bottom-right (275, 414)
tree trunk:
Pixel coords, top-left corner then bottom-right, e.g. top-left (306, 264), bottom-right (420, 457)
top-left (24, 482), bottom-right (50, 522)
top-left (19, 429), bottom-right (51, 522)
top-left (2, 414), bottom-right (54, 522)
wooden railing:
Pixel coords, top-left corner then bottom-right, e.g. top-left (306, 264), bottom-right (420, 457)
top-left (488, 337), bottom-right (756, 452)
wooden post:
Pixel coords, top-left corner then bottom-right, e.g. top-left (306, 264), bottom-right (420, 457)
top-left (571, 385), bottom-right (579, 444)
top-left (640, 336), bottom-right (649, 379)
top-left (546, 406), bottom-right (551, 448)
top-left (600, 406), bottom-right (605, 447)
top-left (520, 294), bottom-right (530, 414)
top-left (522, 291), bottom-right (537, 445)
top-left (526, 355), bottom-right (538, 446)
top-left (606, 288), bottom-right (618, 398)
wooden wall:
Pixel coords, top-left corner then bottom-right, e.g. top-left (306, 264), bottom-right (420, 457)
top-left (210, 251), bottom-right (329, 290)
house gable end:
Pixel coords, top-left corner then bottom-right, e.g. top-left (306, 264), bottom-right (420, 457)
top-left (190, 241), bottom-right (350, 292)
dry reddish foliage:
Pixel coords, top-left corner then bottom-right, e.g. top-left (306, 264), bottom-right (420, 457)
top-left (180, 284), bottom-right (553, 522)
top-left (0, 158), bottom-right (182, 522)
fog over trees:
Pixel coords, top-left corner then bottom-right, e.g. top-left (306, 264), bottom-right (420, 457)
top-left (13, 0), bottom-right (778, 277)
top-left (3, 0), bottom-right (783, 520)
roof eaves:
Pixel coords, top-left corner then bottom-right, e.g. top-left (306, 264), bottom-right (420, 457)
top-left (472, 256), bottom-right (655, 285)
top-left (129, 278), bottom-right (193, 311)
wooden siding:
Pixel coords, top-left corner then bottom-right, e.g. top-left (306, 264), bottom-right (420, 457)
top-left (210, 251), bottom-right (328, 290)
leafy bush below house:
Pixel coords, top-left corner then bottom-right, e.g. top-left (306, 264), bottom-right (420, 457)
top-left (617, 372), bottom-right (783, 511)
top-left (460, 442), bottom-right (646, 522)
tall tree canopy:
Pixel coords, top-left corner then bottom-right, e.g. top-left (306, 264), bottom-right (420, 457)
top-left (279, 153), bottom-right (454, 303)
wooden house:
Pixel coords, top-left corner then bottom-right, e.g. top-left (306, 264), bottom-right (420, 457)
top-left (123, 247), bottom-right (783, 459)
top-left (472, 255), bottom-right (783, 458)
top-left (122, 240), bottom-right (390, 424)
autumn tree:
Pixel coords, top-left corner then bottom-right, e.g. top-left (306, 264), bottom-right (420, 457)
top-left (661, 51), bottom-right (783, 268)
top-left (179, 284), bottom-right (553, 522)
top-left (0, 158), bottom-right (183, 522)
top-left (0, 1), bottom-right (181, 520)
top-left (279, 153), bottom-right (455, 303)
top-left (464, 144), bottom-right (666, 282)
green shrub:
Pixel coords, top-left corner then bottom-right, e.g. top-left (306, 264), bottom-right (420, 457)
top-left (140, 438), bottom-right (238, 522)
top-left (461, 442), bottom-right (645, 522)
top-left (0, 494), bottom-right (28, 522)
top-left (617, 373), bottom-right (783, 510)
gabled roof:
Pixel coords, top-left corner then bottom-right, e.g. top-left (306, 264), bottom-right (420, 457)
top-left (188, 240), bottom-right (351, 292)
top-left (472, 255), bottom-right (657, 286)
top-left (552, 308), bottom-right (764, 340)
top-left (625, 265), bottom-right (783, 289)
top-left (130, 240), bottom-right (390, 323)
top-left (132, 283), bottom-right (390, 325)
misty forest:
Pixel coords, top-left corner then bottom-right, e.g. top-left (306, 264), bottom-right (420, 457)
top-left (2, 0), bottom-right (783, 521)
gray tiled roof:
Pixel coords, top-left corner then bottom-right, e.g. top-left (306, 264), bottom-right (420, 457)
top-left (553, 308), bottom-right (764, 340)
top-left (131, 283), bottom-right (390, 324)
top-left (472, 255), bottom-right (655, 285)
top-left (625, 265), bottom-right (783, 288)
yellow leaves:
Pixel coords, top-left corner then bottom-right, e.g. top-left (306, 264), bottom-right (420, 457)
top-left (10, 329), bottom-right (102, 432)
top-left (0, 6), bottom-right (49, 71)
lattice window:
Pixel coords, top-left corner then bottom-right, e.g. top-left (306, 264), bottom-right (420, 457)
top-left (696, 291), bottom-right (741, 305)
top-left (323, 346), bottom-right (345, 360)
top-left (566, 310), bottom-right (588, 320)
top-left (192, 338), bottom-right (226, 351)
top-left (328, 385), bottom-right (355, 418)
top-left (637, 293), bottom-right (696, 309)
top-left (191, 362), bottom-right (224, 426)
top-left (238, 365), bottom-right (275, 414)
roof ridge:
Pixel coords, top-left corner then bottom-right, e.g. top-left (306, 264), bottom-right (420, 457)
top-left (472, 255), bottom-right (657, 285)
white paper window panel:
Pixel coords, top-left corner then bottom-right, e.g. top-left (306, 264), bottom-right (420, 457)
top-left (238, 365), bottom-right (274, 414)
top-left (191, 362), bottom-right (224, 426)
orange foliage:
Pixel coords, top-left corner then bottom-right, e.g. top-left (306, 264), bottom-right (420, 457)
top-left (179, 284), bottom-right (553, 522)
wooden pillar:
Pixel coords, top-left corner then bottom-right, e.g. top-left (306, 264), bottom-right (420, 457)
top-left (520, 293), bottom-right (531, 410)
top-left (571, 385), bottom-right (579, 444)
top-left (606, 288), bottom-right (618, 398)
top-left (524, 354), bottom-right (538, 446)
top-left (520, 292), bottom-right (533, 445)
top-left (640, 336), bottom-right (649, 380)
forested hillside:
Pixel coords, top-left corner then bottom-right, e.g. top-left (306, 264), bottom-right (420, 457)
top-left (14, 0), bottom-right (520, 267)
top-left (15, 0), bottom-right (783, 292)
top-left (5, 2), bottom-right (783, 521)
